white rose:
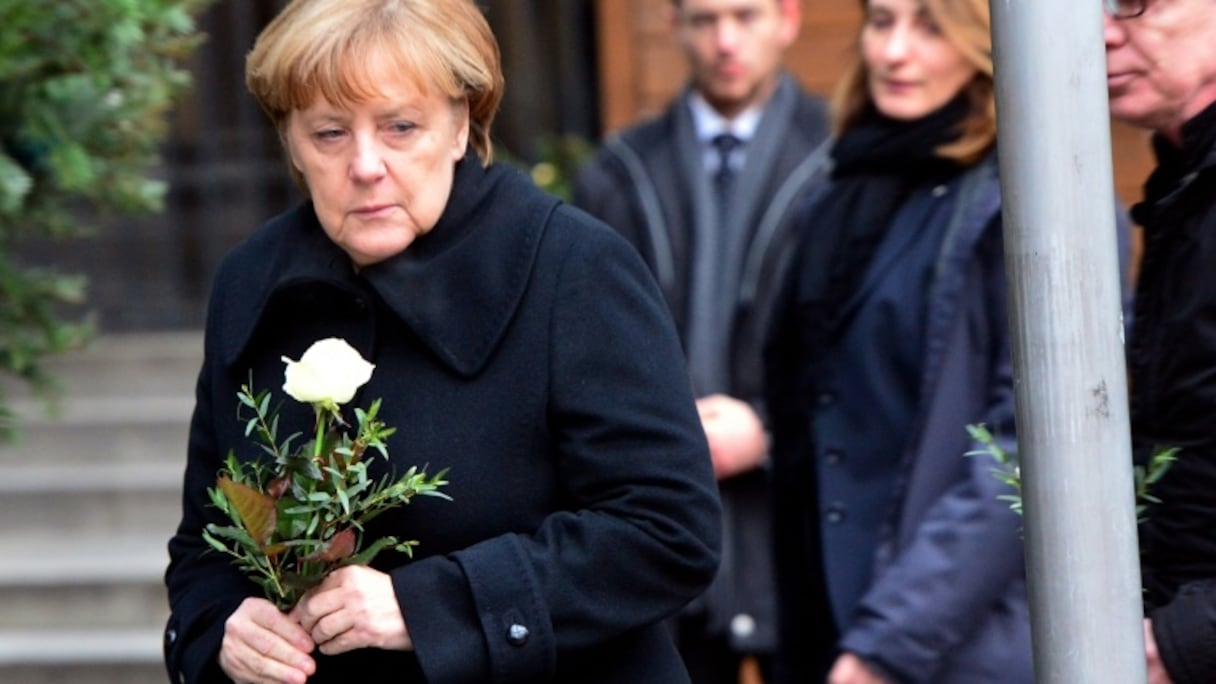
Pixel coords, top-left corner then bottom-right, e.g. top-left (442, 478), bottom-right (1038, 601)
top-left (281, 338), bottom-right (375, 406)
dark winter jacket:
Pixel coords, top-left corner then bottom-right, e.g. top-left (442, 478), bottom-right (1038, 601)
top-left (766, 154), bottom-right (1033, 683)
top-left (1131, 99), bottom-right (1216, 684)
top-left (164, 156), bottom-right (722, 684)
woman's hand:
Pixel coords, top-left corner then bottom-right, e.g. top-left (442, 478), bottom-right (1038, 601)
top-left (219, 597), bottom-right (316, 684)
top-left (828, 652), bottom-right (890, 684)
top-left (290, 565), bottom-right (413, 655)
top-left (696, 394), bottom-right (768, 480)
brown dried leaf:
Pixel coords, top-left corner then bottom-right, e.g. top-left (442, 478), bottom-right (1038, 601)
top-left (304, 527), bottom-right (356, 563)
top-left (218, 476), bottom-right (277, 546)
top-left (267, 475), bottom-right (291, 500)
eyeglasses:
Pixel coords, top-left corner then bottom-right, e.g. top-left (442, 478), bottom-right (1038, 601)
top-left (1104, 0), bottom-right (1147, 19)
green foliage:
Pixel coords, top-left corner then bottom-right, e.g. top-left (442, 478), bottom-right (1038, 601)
top-left (497, 133), bottom-right (595, 201)
top-left (204, 383), bottom-right (450, 609)
top-left (0, 0), bottom-right (215, 440)
top-left (966, 423), bottom-right (1177, 522)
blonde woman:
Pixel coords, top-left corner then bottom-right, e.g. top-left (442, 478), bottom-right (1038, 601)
top-left (164, 1), bottom-right (720, 682)
top-left (765, 0), bottom-right (1030, 681)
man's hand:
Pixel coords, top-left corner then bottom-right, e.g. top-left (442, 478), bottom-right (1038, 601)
top-left (1145, 618), bottom-right (1175, 684)
top-left (290, 565), bottom-right (412, 656)
top-left (828, 652), bottom-right (890, 684)
top-left (696, 394), bottom-right (767, 480)
top-left (219, 597), bottom-right (316, 684)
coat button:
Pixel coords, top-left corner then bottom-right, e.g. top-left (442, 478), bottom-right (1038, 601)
top-left (506, 623), bottom-right (530, 647)
top-left (730, 614), bottom-right (756, 639)
top-left (178, 672), bottom-right (186, 684)
top-left (165, 628), bottom-right (177, 645)
top-left (824, 450), bottom-right (843, 465)
top-left (817, 390), bottom-right (836, 407)
top-left (826, 502), bottom-right (847, 524)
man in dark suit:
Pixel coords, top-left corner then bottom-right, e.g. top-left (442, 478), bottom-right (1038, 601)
top-left (573, 1), bottom-right (829, 681)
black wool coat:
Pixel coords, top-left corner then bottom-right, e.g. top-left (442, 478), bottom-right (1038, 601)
top-left (164, 156), bottom-right (722, 684)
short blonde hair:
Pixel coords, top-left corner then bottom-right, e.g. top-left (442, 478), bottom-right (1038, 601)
top-left (246, 0), bottom-right (503, 165)
top-left (834, 0), bottom-right (995, 164)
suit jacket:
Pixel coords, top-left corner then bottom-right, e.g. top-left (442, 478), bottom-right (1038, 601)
top-left (164, 156), bottom-right (722, 683)
top-left (571, 74), bottom-right (829, 653)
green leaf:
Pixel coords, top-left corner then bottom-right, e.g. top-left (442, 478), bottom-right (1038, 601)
top-left (203, 523), bottom-right (261, 554)
top-left (0, 153), bottom-right (33, 214)
top-left (344, 535), bottom-right (402, 566)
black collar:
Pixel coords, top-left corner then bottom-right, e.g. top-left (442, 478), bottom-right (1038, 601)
top-left (221, 155), bottom-right (561, 377)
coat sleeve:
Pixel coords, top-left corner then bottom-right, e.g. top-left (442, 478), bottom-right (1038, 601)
top-left (163, 278), bottom-right (262, 684)
top-left (838, 215), bottom-right (1026, 683)
top-left (1152, 580), bottom-right (1216, 684)
top-left (392, 212), bottom-right (722, 683)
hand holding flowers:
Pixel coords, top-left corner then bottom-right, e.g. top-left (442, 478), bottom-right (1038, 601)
top-left (203, 338), bottom-right (449, 610)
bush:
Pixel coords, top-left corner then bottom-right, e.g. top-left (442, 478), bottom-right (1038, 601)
top-left (0, 0), bottom-right (215, 439)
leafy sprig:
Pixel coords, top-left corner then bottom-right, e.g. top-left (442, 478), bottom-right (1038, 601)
top-left (966, 423), bottom-right (1176, 521)
top-left (203, 383), bottom-right (449, 609)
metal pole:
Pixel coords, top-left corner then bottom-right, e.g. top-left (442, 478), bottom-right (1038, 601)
top-left (987, 1), bottom-right (1146, 682)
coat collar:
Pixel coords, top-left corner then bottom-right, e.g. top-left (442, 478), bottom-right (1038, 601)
top-left (221, 155), bottom-right (560, 377)
top-left (1135, 99), bottom-right (1216, 227)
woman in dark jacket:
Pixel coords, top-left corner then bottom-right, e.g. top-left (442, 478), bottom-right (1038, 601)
top-left (764, 0), bottom-right (1032, 681)
top-left (162, 1), bottom-right (721, 682)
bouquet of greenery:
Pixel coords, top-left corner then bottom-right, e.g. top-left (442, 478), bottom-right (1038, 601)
top-left (966, 422), bottom-right (1176, 520)
top-left (202, 337), bottom-right (449, 609)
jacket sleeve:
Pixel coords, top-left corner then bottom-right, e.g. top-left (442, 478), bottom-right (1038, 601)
top-left (838, 215), bottom-right (1026, 683)
top-left (163, 285), bottom-right (261, 684)
top-left (393, 213), bottom-right (722, 683)
top-left (1152, 580), bottom-right (1216, 684)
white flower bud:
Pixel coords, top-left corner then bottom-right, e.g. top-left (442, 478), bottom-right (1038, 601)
top-left (281, 338), bottom-right (375, 406)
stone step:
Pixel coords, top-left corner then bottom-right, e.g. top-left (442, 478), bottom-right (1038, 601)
top-left (0, 663), bottom-right (167, 684)
top-left (0, 535), bottom-right (171, 647)
top-left (0, 535), bottom-right (168, 587)
top-left (0, 419), bottom-right (189, 467)
top-left (2, 332), bottom-right (203, 401)
top-left (0, 628), bottom-right (163, 668)
top-left (0, 463), bottom-right (183, 538)
top-left (0, 582), bottom-right (168, 631)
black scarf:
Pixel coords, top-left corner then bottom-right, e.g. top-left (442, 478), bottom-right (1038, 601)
top-left (799, 94), bottom-right (969, 344)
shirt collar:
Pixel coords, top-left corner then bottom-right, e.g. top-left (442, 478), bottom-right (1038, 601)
top-left (687, 90), bottom-right (764, 144)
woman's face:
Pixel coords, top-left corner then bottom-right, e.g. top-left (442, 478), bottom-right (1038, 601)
top-left (284, 62), bottom-right (470, 266)
top-left (861, 0), bottom-right (978, 120)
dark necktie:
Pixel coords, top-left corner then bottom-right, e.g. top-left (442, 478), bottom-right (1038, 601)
top-left (711, 133), bottom-right (742, 213)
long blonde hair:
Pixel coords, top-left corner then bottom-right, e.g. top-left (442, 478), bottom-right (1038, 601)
top-left (834, 0), bottom-right (995, 164)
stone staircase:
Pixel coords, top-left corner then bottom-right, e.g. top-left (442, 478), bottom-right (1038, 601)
top-left (0, 332), bottom-right (202, 684)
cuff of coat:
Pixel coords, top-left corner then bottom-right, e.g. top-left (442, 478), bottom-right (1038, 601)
top-left (394, 536), bottom-right (554, 683)
top-left (1152, 581), bottom-right (1216, 684)
top-left (164, 601), bottom-right (240, 684)
top-left (839, 622), bottom-right (936, 684)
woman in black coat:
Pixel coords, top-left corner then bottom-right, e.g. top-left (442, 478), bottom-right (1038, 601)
top-left (162, 1), bottom-right (721, 682)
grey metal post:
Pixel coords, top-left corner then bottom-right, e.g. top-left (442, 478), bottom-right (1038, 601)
top-left (987, 1), bottom-right (1146, 682)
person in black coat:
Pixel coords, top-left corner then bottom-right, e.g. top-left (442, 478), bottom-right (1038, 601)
top-left (572, 2), bottom-right (829, 681)
top-left (1105, 1), bottom-right (1216, 682)
top-left (162, 1), bottom-right (722, 682)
